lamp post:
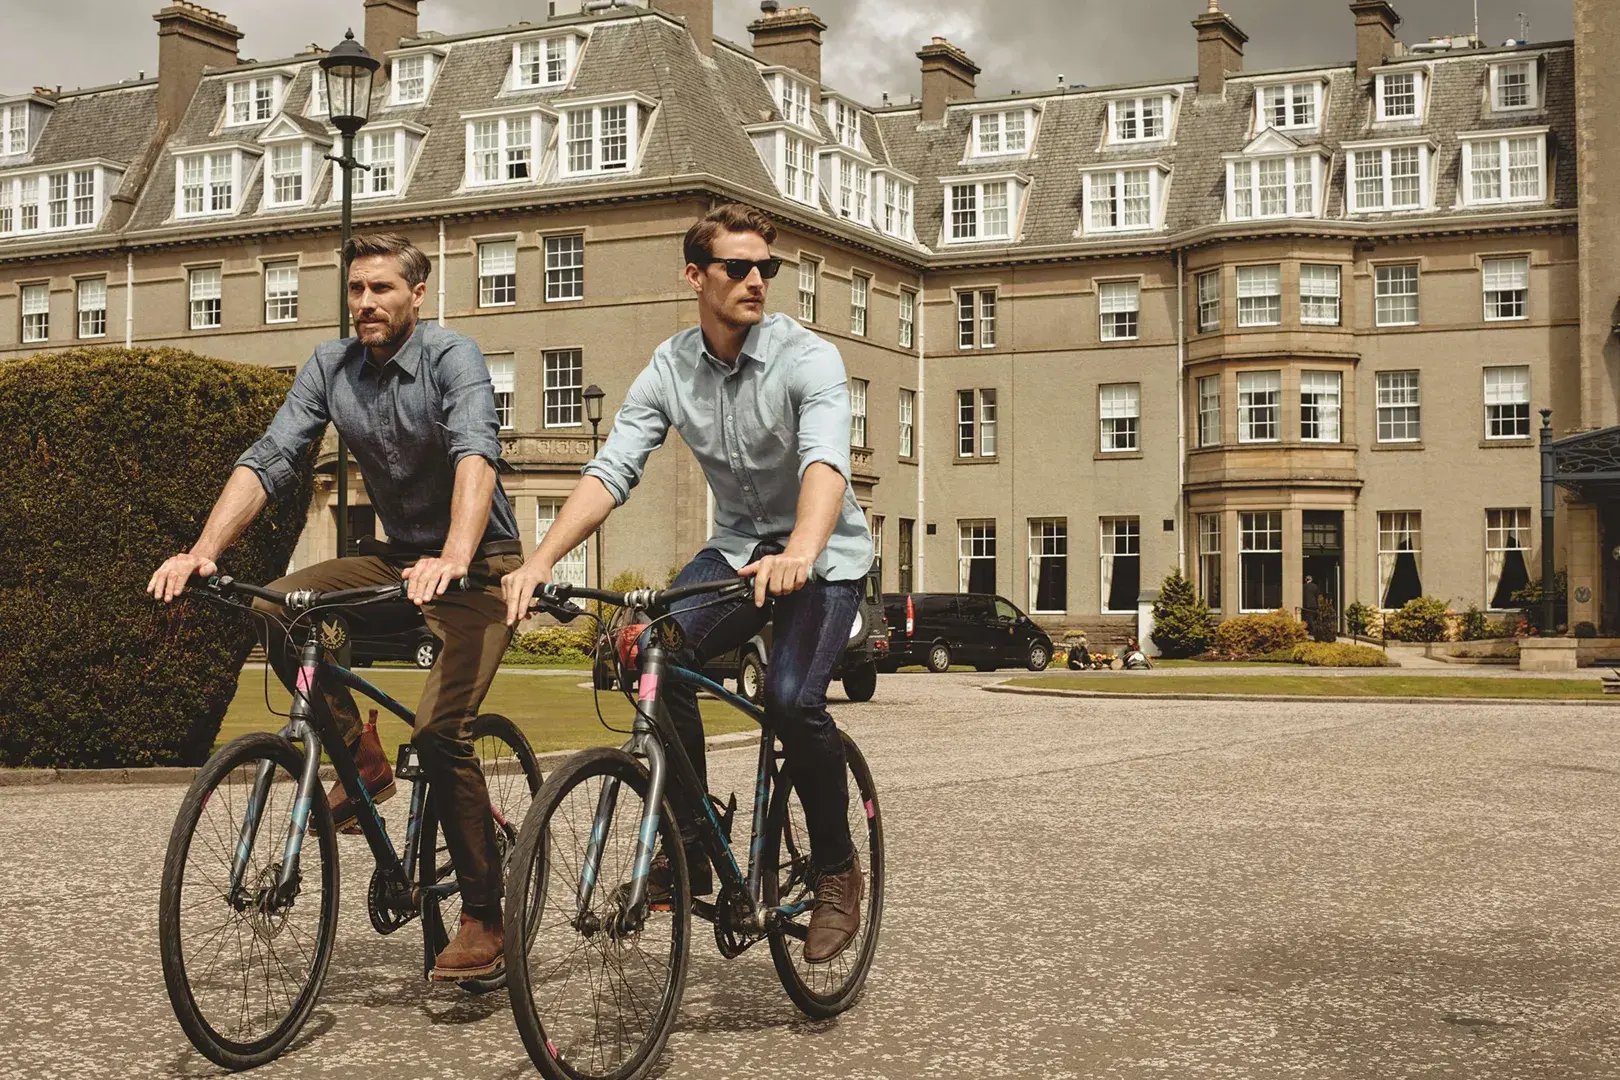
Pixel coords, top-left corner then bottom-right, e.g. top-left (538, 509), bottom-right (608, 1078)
top-left (583, 384), bottom-right (606, 590)
top-left (319, 30), bottom-right (379, 559)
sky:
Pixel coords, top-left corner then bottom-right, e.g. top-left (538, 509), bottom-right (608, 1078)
top-left (5, 0), bottom-right (1575, 103)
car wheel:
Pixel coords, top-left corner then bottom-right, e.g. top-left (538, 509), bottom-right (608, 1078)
top-left (925, 643), bottom-right (951, 674)
top-left (1027, 643), bottom-right (1050, 672)
top-left (842, 663), bottom-right (877, 703)
top-left (739, 650), bottom-right (766, 705)
top-left (415, 640), bottom-right (438, 669)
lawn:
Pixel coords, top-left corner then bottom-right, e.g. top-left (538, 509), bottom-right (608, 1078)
top-left (1006, 673), bottom-right (1606, 700)
top-left (222, 666), bottom-right (758, 753)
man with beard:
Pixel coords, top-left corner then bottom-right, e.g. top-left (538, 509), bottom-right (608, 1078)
top-left (147, 233), bottom-right (521, 981)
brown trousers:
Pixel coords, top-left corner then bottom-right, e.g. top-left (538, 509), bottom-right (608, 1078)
top-left (256, 550), bottom-right (521, 915)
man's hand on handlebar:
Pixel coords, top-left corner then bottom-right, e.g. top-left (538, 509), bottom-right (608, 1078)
top-left (738, 550), bottom-right (814, 609)
top-left (502, 559), bottom-right (554, 627)
top-left (148, 552), bottom-right (218, 604)
top-left (401, 556), bottom-right (470, 607)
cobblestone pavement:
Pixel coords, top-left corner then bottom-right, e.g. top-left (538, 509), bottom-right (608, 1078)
top-left (6, 673), bottom-right (1620, 1079)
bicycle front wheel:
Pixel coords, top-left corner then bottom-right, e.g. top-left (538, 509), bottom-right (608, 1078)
top-left (159, 732), bottom-right (339, 1071)
top-left (505, 747), bottom-right (690, 1080)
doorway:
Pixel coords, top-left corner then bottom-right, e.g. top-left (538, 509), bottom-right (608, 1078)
top-left (1301, 511), bottom-right (1344, 630)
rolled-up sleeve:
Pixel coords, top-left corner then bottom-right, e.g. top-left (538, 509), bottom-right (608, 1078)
top-left (436, 337), bottom-right (503, 471)
top-left (581, 362), bottom-right (669, 506)
top-left (793, 341), bottom-right (853, 484)
top-left (235, 355), bottom-right (331, 497)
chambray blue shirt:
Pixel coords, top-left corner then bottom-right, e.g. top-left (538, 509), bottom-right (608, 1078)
top-left (235, 319), bottom-right (519, 551)
top-left (584, 313), bottom-right (873, 582)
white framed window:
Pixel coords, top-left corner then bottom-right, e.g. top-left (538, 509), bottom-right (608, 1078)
top-left (265, 142), bottom-right (311, 208)
top-left (1299, 371), bottom-right (1341, 443)
top-left (1197, 374), bottom-right (1221, 447)
top-left (1463, 132), bottom-right (1547, 206)
top-left (878, 174), bottom-right (915, 240)
top-left (1378, 511), bottom-right (1424, 609)
top-left (489, 355), bottom-right (515, 430)
top-left (466, 113), bottom-right (542, 186)
top-left (1236, 264), bottom-right (1281, 327)
top-left (899, 388), bottom-right (915, 458)
top-left (1376, 371), bottom-right (1421, 443)
top-left (20, 282), bottom-right (48, 342)
top-left (826, 155), bottom-right (870, 224)
top-left (1346, 143), bottom-right (1428, 212)
top-left (777, 133), bottom-right (818, 205)
top-left (1376, 70), bottom-right (1425, 122)
top-left (390, 54), bottom-right (436, 106)
top-left (1239, 511), bottom-right (1283, 612)
top-left (971, 109), bottom-right (1032, 157)
top-left (76, 277), bottom-right (107, 339)
top-left (850, 273), bottom-right (869, 337)
top-left (1099, 383), bottom-right (1140, 453)
top-left (1484, 365), bottom-right (1531, 439)
top-left (946, 178), bottom-right (1021, 242)
top-left (1028, 519), bottom-right (1068, 614)
top-left (798, 256), bottom-right (819, 323)
top-left (513, 35), bottom-right (578, 89)
top-left (562, 103), bottom-right (636, 176)
top-left (1491, 60), bottom-right (1538, 112)
top-left (346, 128), bottom-right (413, 198)
top-left (1098, 280), bottom-right (1140, 342)
top-left (1197, 270), bottom-right (1221, 332)
top-left (1084, 167), bottom-right (1158, 233)
top-left (1299, 264), bottom-right (1341, 326)
top-left (898, 287), bottom-right (915, 349)
top-left (544, 348), bottom-right (583, 428)
top-left (1100, 517), bottom-right (1141, 614)
top-left (773, 73), bottom-right (813, 130)
top-left (1375, 264), bottom-right (1419, 327)
top-left (1485, 508), bottom-right (1532, 609)
top-left (1198, 514), bottom-right (1222, 609)
top-left (825, 98), bottom-right (862, 150)
top-left (957, 289), bottom-right (997, 349)
top-left (188, 266), bottom-right (222, 330)
top-left (1109, 95), bottom-right (1169, 143)
top-left (478, 240), bottom-right (517, 307)
top-left (1228, 154), bottom-right (1319, 220)
top-left (306, 67), bottom-right (328, 116)
top-left (1256, 81), bottom-right (1322, 130)
top-left (537, 500), bottom-right (590, 586)
top-left (177, 151), bottom-right (244, 217)
top-left (1, 168), bottom-right (110, 235)
top-left (544, 234), bottom-right (584, 302)
top-left (263, 261), bottom-right (298, 324)
top-left (1237, 370), bottom-right (1281, 443)
top-left (849, 377), bottom-right (868, 447)
top-left (958, 520), bottom-right (997, 594)
top-left (956, 389), bottom-right (997, 458)
top-left (1483, 256), bottom-right (1530, 321)
top-left (0, 103), bottom-right (30, 155)
top-left (225, 75), bottom-right (282, 126)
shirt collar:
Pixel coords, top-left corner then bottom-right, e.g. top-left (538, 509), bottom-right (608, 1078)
top-left (701, 316), bottom-right (771, 372)
top-left (354, 319), bottom-right (428, 377)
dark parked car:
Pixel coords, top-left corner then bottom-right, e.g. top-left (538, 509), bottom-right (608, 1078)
top-left (880, 592), bottom-right (1052, 673)
top-left (339, 601), bottom-right (441, 669)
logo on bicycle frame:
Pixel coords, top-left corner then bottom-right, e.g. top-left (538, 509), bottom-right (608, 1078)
top-left (318, 616), bottom-right (349, 653)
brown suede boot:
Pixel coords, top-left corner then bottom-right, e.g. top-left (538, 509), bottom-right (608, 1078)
top-left (431, 912), bottom-right (504, 981)
top-left (803, 861), bottom-right (863, 964)
top-left (325, 715), bottom-right (395, 834)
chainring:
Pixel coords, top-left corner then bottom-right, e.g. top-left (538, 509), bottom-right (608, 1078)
top-left (368, 868), bottom-right (418, 935)
top-left (712, 882), bottom-right (763, 959)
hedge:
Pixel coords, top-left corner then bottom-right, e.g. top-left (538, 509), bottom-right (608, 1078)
top-left (0, 348), bottom-right (312, 767)
top-left (1212, 610), bottom-right (1308, 660)
top-left (1291, 642), bottom-right (1394, 668)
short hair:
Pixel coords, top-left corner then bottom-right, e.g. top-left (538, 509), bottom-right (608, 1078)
top-left (683, 203), bottom-right (778, 267)
top-left (344, 233), bottom-right (431, 287)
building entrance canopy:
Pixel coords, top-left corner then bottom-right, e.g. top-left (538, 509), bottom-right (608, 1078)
top-left (1550, 424), bottom-right (1620, 500)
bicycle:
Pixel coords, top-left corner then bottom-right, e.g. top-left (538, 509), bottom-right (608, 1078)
top-left (502, 577), bottom-right (885, 1080)
top-left (157, 573), bottom-right (542, 1071)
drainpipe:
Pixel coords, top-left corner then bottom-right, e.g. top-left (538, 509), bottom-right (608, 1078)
top-left (914, 268), bottom-right (926, 591)
top-left (1540, 409), bottom-right (1556, 633)
top-left (437, 218), bottom-right (447, 324)
top-left (124, 251), bottom-right (135, 348)
top-left (1175, 248), bottom-right (1187, 574)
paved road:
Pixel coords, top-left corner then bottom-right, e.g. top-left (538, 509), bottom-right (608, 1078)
top-left (6, 673), bottom-right (1620, 1079)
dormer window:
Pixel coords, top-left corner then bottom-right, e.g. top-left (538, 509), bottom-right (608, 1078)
top-left (1, 103), bottom-right (31, 156)
top-left (1491, 59), bottom-right (1538, 112)
top-left (1375, 69), bottom-right (1426, 122)
top-left (1081, 164), bottom-right (1167, 234)
top-left (0, 163), bottom-right (118, 236)
top-left (820, 152), bottom-right (870, 225)
top-left (971, 109), bottom-right (1034, 158)
top-left (1345, 140), bottom-right (1433, 213)
top-left (770, 72), bottom-right (814, 131)
top-left (1225, 133), bottom-right (1325, 221)
top-left (1109, 95), bottom-right (1172, 144)
top-left (465, 108), bottom-right (551, 187)
top-left (1255, 80), bottom-right (1323, 131)
top-left (1462, 129), bottom-right (1548, 206)
top-left (559, 97), bottom-right (647, 177)
top-left (825, 98), bottom-right (862, 151)
top-left (226, 75), bottom-right (285, 127)
top-left (333, 124), bottom-right (424, 200)
top-left (876, 172), bottom-right (915, 242)
top-left (513, 34), bottom-right (580, 90)
top-left (176, 147), bottom-right (256, 217)
top-left (943, 174), bottom-right (1028, 243)
top-left (748, 126), bottom-right (819, 206)
top-left (306, 67), bottom-right (328, 116)
top-left (390, 51), bottom-right (441, 107)
top-left (259, 115), bottom-right (330, 210)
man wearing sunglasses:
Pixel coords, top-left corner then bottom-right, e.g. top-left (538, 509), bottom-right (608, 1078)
top-left (502, 202), bottom-right (872, 965)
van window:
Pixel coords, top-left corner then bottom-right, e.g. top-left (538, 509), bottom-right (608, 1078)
top-left (993, 598), bottom-right (1019, 621)
top-left (917, 595), bottom-right (954, 618)
top-left (959, 596), bottom-right (995, 620)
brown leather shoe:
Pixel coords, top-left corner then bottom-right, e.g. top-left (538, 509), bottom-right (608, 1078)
top-left (325, 718), bottom-right (395, 834)
top-left (803, 861), bottom-right (863, 964)
top-left (431, 912), bottom-right (504, 981)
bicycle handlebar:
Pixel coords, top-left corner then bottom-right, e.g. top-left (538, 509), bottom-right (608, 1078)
top-left (186, 574), bottom-right (473, 612)
top-left (528, 576), bottom-right (753, 621)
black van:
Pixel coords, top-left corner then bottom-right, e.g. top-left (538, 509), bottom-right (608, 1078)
top-left (880, 593), bottom-right (1053, 673)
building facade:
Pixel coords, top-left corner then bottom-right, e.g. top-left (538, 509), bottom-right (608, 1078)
top-left (1, 0), bottom-right (1614, 636)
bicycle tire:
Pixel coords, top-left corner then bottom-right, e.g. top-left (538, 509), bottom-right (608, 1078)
top-left (418, 712), bottom-right (543, 994)
top-left (159, 732), bottom-right (339, 1071)
top-left (505, 747), bottom-right (690, 1080)
top-left (763, 732), bottom-right (884, 1019)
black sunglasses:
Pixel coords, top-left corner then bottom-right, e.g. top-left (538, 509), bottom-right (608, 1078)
top-left (704, 257), bottom-right (783, 281)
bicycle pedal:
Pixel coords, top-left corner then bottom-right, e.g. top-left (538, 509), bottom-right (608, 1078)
top-left (395, 743), bottom-right (425, 781)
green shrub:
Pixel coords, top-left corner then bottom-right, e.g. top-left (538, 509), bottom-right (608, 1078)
top-left (508, 625), bottom-right (596, 663)
top-left (0, 348), bottom-right (313, 767)
top-left (1512, 571), bottom-right (1568, 631)
top-left (1309, 595), bottom-right (1338, 643)
top-left (1292, 642), bottom-right (1394, 667)
top-left (1213, 610), bottom-right (1308, 660)
top-left (1383, 596), bottom-right (1452, 642)
top-left (1344, 601), bottom-right (1374, 637)
top-left (1150, 568), bottom-right (1217, 658)
top-left (1460, 605), bottom-right (1492, 641)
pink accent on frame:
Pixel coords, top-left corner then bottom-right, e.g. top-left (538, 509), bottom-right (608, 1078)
top-left (295, 666), bottom-right (316, 696)
top-left (638, 672), bottom-right (660, 703)
top-left (864, 799), bottom-right (876, 820)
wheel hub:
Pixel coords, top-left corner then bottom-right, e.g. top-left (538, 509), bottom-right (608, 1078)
top-left (245, 864), bottom-right (295, 942)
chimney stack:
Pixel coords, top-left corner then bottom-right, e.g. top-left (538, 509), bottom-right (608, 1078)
top-left (916, 37), bottom-right (979, 122)
top-left (1350, 1), bottom-right (1402, 79)
top-left (153, 3), bottom-right (242, 132)
top-left (364, 0), bottom-right (419, 66)
top-left (1192, 0), bottom-right (1247, 97)
top-left (650, 0), bottom-right (714, 57)
top-left (748, 6), bottom-right (828, 101)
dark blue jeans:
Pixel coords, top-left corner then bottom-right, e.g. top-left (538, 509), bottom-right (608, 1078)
top-left (663, 546), bottom-right (860, 873)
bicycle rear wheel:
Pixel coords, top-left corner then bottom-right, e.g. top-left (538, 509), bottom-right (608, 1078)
top-left (418, 712), bottom-right (542, 993)
top-left (159, 732), bottom-right (339, 1071)
top-left (505, 747), bottom-right (689, 1080)
top-left (763, 732), bottom-right (884, 1019)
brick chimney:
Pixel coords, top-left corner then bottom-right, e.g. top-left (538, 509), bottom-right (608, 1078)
top-left (1351, 1), bottom-right (1401, 80)
top-left (364, 0), bottom-right (419, 65)
top-left (651, 0), bottom-right (713, 57)
top-left (153, 3), bottom-right (242, 131)
top-left (1192, 0), bottom-right (1247, 97)
top-left (748, 6), bottom-right (827, 101)
top-left (916, 37), bottom-right (979, 122)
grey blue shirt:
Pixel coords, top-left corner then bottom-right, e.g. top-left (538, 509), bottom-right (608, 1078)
top-left (583, 313), bottom-right (873, 581)
top-left (235, 319), bottom-right (519, 551)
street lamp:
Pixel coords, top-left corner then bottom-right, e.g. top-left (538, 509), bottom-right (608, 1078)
top-left (583, 384), bottom-right (606, 590)
top-left (319, 29), bottom-right (379, 558)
